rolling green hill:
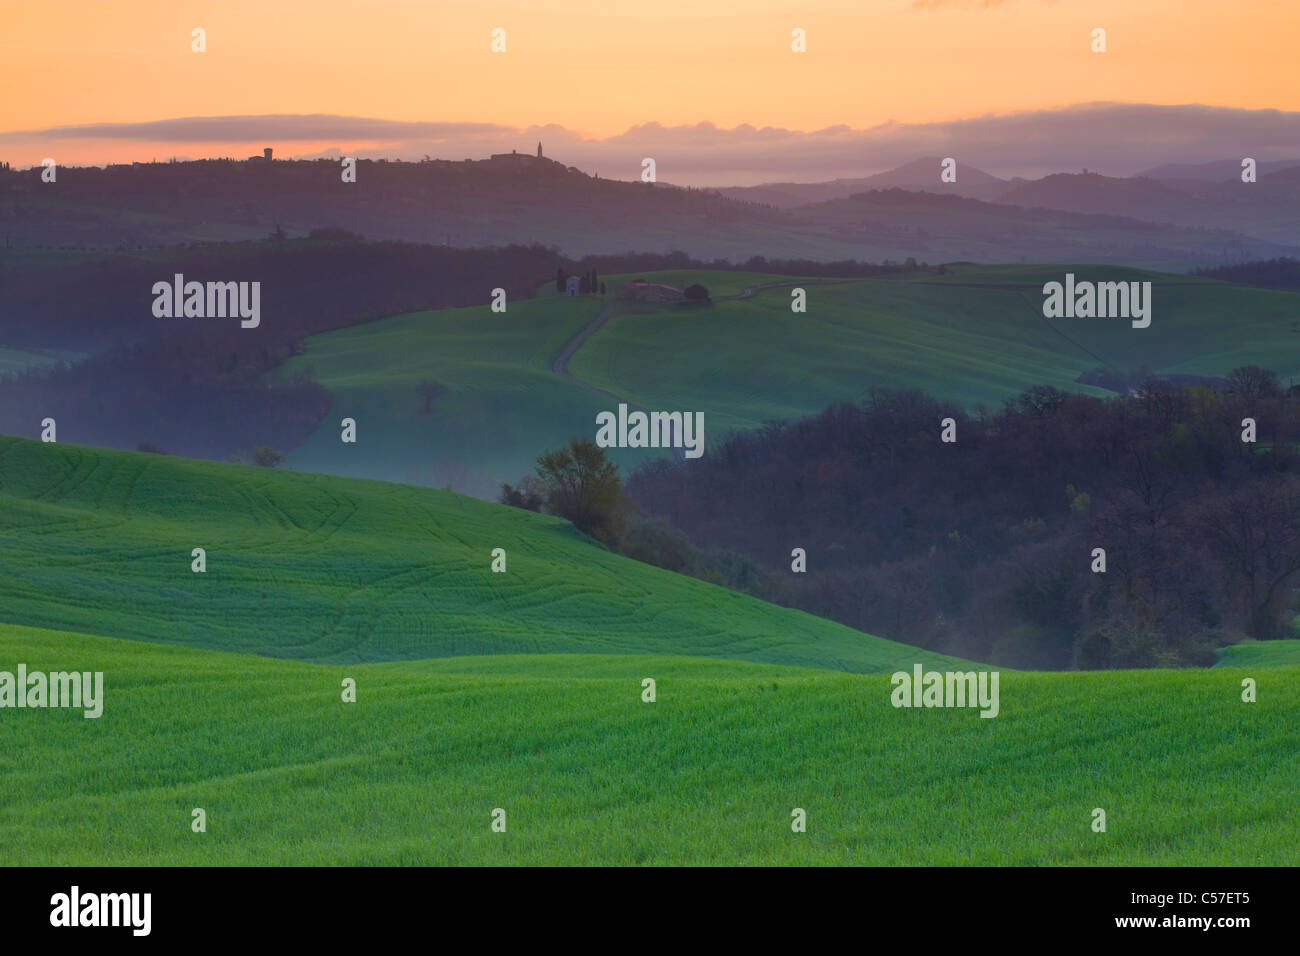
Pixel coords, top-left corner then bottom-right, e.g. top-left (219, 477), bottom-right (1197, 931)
top-left (2, 622), bottom-right (1293, 865)
top-left (570, 266), bottom-right (1300, 431)
top-left (1214, 639), bottom-right (1300, 668)
top-left (269, 293), bottom-right (612, 496)
top-left (273, 265), bottom-right (1300, 496)
top-left (272, 271), bottom-right (835, 495)
top-left (0, 436), bottom-right (972, 672)
top-left (3, 439), bottom-right (1295, 866)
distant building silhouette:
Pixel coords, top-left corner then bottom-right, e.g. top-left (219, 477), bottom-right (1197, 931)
top-left (264, 147), bottom-right (273, 161)
top-left (488, 144), bottom-right (555, 169)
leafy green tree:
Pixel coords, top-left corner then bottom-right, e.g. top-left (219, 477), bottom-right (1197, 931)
top-left (534, 438), bottom-right (628, 544)
top-left (252, 446), bottom-right (285, 467)
top-left (1225, 365), bottom-right (1281, 400)
top-left (498, 475), bottom-right (545, 512)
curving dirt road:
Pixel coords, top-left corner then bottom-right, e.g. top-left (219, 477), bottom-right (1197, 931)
top-left (551, 302), bottom-right (619, 389)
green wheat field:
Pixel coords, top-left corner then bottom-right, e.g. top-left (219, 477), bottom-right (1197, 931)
top-left (1, 437), bottom-right (1296, 865)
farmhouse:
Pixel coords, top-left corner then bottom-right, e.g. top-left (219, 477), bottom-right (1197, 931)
top-left (615, 279), bottom-right (686, 304)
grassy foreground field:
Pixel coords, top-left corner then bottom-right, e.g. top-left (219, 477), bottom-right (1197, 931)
top-left (2, 439), bottom-right (1295, 866)
top-left (275, 265), bottom-right (1300, 494)
top-left (2, 622), bottom-right (1294, 865)
top-left (0, 436), bottom-right (970, 673)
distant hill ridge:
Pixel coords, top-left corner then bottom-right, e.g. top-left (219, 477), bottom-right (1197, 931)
top-left (5, 152), bottom-right (1298, 266)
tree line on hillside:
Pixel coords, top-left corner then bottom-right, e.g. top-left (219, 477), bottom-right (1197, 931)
top-left (565, 250), bottom-right (945, 279)
top-left (1191, 257), bottom-right (1300, 291)
top-left (507, 371), bottom-right (1300, 670)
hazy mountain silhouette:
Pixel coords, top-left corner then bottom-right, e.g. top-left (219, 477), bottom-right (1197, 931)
top-left (998, 173), bottom-right (1195, 221)
top-left (990, 169), bottom-right (1300, 244)
top-left (792, 187), bottom-right (1298, 267)
top-left (717, 157), bottom-right (1008, 208)
top-left (1135, 157), bottom-right (1300, 183)
top-left (4, 154), bottom-right (1298, 268)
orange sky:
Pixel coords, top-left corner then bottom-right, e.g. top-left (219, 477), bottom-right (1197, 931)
top-left (2, 0), bottom-right (1297, 165)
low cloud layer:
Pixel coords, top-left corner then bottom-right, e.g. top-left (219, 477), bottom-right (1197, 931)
top-left (5, 103), bottom-right (1300, 185)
